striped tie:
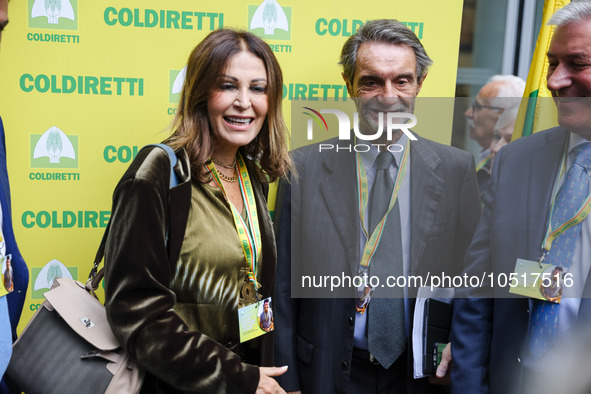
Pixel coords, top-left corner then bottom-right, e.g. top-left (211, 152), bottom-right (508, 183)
top-left (367, 151), bottom-right (405, 368)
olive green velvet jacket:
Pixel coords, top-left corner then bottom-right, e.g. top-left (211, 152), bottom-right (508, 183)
top-left (104, 145), bottom-right (276, 394)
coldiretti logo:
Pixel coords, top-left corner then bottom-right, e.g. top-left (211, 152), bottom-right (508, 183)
top-left (29, 0), bottom-right (78, 30)
top-left (170, 66), bottom-right (186, 104)
top-left (31, 126), bottom-right (78, 168)
top-left (248, 0), bottom-right (291, 40)
top-left (22, 210), bottom-right (110, 228)
top-left (30, 259), bottom-right (77, 300)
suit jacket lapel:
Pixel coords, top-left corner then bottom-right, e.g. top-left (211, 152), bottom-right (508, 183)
top-left (319, 146), bottom-right (360, 276)
top-left (254, 175), bottom-right (277, 299)
top-left (525, 128), bottom-right (569, 259)
top-left (409, 138), bottom-right (443, 275)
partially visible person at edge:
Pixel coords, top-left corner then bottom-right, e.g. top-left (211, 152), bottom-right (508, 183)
top-left (0, 0), bottom-right (30, 392)
top-left (464, 74), bottom-right (525, 197)
top-left (452, 1), bottom-right (591, 393)
top-left (104, 28), bottom-right (291, 394)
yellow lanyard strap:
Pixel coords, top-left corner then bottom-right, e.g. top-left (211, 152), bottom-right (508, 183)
top-left (475, 154), bottom-right (491, 172)
top-left (357, 143), bottom-right (410, 270)
top-left (205, 153), bottom-right (262, 289)
top-left (541, 144), bottom-right (591, 253)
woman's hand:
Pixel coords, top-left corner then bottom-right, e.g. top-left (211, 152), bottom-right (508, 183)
top-left (256, 366), bottom-right (288, 394)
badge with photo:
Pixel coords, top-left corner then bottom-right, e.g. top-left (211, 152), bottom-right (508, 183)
top-left (0, 254), bottom-right (14, 297)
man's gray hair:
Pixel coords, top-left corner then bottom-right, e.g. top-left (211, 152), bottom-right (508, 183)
top-left (339, 19), bottom-right (433, 84)
top-left (548, 0), bottom-right (591, 27)
top-left (487, 74), bottom-right (526, 97)
top-left (486, 74), bottom-right (526, 109)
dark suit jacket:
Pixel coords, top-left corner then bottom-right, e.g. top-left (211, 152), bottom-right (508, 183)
top-left (0, 118), bottom-right (28, 342)
top-left (450, 127), bottom-right (591, 394)
top-left (0, 117), bottom-right (29, 394)
top-left (104, 145), bottom-right (276, 394)
top-left (274, 135), bottom-right (481, 393)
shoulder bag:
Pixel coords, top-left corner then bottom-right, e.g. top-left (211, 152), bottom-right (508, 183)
top-left (5, 144), bottom-right (178, 394)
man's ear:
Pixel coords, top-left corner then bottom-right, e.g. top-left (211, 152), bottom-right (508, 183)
top-left (416, 72), bottom-right (428, 95)
top-left (342, 72), bottom-right (354, 97)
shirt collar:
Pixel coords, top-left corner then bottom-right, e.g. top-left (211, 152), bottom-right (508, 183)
top-left (358, 134), bottom-right (409, 172)
top-left (568, 132), bottom-right (589, 154)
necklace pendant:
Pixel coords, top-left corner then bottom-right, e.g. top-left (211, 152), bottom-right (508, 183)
top-left (239, 278), bottom-right (259, 307)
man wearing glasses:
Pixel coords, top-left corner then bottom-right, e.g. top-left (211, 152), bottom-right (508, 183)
top-left (464, 75), bottom-right (525, 197)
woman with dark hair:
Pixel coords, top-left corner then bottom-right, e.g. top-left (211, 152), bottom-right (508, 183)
top-left (104, 29), bottom-right (291, 394)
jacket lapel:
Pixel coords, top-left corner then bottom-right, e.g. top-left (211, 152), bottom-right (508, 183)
top-left (525, 128), bottom-right (569, 259)
top-left (319, 146), bottom-right (360, 276)
top-left (409, 138), bottom-right (443, 275)
top-left (253, 173), bottom-right (277, 300)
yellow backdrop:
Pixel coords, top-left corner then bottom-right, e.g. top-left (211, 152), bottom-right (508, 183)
top-left (0, 0), bottom-right (463, 333)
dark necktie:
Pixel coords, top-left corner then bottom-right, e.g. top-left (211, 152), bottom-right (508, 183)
top-left (367, 151), bottom-right (405, 368)
top-left (529, 142), bottom-right (591, 358)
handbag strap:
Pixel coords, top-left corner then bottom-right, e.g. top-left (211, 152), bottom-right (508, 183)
top-left (87, 144), bottom-right (179, 291)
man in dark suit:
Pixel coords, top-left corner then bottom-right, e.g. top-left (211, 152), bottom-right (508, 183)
top-left (451, 2), bottom-right (591, 393)
top-left (274, 19), bottom-right (480, 393)
top-left (0, 117), bottom-right (28, 393)
top-left (0, 0), bottom-right (30, 390)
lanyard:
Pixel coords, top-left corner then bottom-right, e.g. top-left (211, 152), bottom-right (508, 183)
top-left (475, 154), bottom-right (491, 172)
top-left (356, 143), bottom-right (410, 270)
top-left (541, 143), bottom-right (591, 255)
top-left (205, 153), bottom-right (262, 289)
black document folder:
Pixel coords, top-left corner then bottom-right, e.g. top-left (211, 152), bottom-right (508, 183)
top-left (421, 298), bottom-right (452, 376)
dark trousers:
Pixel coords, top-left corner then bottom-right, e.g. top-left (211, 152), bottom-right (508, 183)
top-left (350, 348), bottom-right (408, 394)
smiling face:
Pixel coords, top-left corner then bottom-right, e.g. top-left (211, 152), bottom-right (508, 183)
top-left (207, 50), bottom-right (269, 157)
top-left (547, 19), bottom-right (591, 139)
top-left (343, 42), bottom-right (424, 142)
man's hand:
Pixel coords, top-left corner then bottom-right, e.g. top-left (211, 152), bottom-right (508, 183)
top-left (257, 366), bottom-right (288, 394)
top-left (429, 342), bottom-right (451, 385)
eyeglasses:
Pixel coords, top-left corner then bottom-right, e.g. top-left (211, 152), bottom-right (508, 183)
top-left (471, 101), bottom-right (504, 112)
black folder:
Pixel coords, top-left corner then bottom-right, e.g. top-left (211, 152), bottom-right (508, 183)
top-left (422, 298), bottom-right (452, 376)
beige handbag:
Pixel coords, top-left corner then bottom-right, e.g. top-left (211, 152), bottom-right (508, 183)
top-left (5, 203), bottom-right (147, 394)
top-left (6, 275), bottom-right (144, 393)
top-left (6, 143), bottom-right (180, 393)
